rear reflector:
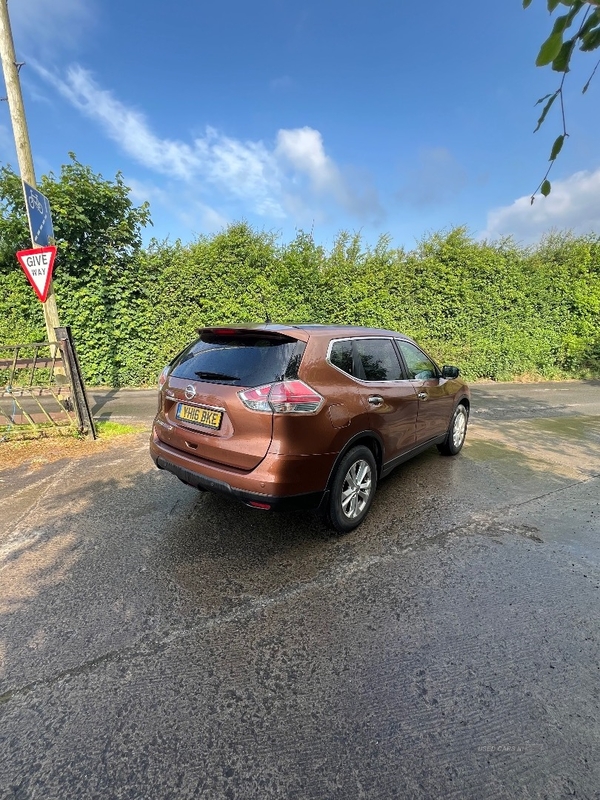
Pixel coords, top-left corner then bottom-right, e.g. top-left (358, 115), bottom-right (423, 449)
top-left (239, 380), bottom-right (324, 414)
top-left (248, 501), bottom-right (271, 510)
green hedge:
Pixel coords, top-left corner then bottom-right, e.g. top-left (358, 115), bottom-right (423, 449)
top-left (1, 223), bottom-right (599, 385)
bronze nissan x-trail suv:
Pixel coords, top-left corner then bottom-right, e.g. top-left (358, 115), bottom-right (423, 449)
top-left (150, 324), bottom-right (470, 532)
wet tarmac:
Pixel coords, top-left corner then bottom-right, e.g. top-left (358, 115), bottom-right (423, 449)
top-left (1, 382), bottom-right (599, 799)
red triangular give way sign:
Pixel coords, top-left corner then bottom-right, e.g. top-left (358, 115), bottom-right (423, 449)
top-left (16, 246), bottom-right (57, 302)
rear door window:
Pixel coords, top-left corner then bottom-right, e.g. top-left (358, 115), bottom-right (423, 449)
top-left (355, 339), bottom-right (403, 381)
top-left (171, 331), bottom-right (305, 387)
top-left (330, 338), bottom-right (404, 381)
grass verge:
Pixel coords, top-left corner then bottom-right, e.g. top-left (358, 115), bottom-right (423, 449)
top-left (0, 420), bottom-right (150, 471)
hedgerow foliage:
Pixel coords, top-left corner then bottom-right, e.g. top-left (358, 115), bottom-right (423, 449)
top-left (0, 161), bottom-right (599, 385)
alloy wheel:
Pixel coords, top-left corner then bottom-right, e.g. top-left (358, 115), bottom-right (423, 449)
top-left (452, 408), bottom-right (467, 450)
top-left (341, 459), bottom-right (373, 519)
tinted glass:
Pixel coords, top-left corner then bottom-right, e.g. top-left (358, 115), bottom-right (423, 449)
top-left (171, 333), bottom-right (305, 387)
top-left (329, 340), bottom-right (354, 376)
top-left (396, 340), bottom-right (437, 380)
top-left (355, 339), bottom-right (402, 382)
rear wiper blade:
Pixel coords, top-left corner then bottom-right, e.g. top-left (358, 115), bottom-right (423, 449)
top-left (194, 371), bottom-right (240, 381)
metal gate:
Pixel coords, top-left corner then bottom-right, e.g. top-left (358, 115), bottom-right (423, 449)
top-left (0, 327), bottom-right (95, 440)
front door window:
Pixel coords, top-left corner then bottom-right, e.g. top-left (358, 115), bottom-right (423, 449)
top-left (396, 341), bottom-right (437, 380)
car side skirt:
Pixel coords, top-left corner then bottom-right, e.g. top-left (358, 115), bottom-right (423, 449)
top-left (380, 434), bottom-right (447, 478)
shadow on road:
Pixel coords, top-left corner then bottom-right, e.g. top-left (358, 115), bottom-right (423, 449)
top-left (89, 388), bottom-right (120, 419)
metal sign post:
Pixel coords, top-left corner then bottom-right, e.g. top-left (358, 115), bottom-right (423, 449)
top-left (54, 327), bottom-right (96, 439)
top-left (0, 0), bottom-right (61, 343)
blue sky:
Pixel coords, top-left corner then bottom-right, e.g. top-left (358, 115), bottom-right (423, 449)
top-left (3, 0), bottom-right (600, 249)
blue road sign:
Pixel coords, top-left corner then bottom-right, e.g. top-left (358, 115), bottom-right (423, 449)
top-left (23, 181), bottom-right (54, 246)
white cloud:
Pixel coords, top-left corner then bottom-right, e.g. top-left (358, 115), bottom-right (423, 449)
top-left (127, 177), bottom-right (229, 235)
top-left (179, 201), bottom-right (230, 235)
top-left (199, 128), bottom-right (284, 217)
top-left (125, 178), bottom-right (170, 207)
top-left (11, 0), bottom-right (94, 55)
top-left (482, 169), bottom-right (600, 242)
top-left (33, 64), bottom-right (284, 216)
top-left (276, 127), bottom-right (341, 194)
top-left (31, 64), bottom-right (381, 224)
top-left (276, 127), bottom-right (382, 220)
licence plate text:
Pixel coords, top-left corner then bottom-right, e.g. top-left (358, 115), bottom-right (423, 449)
top-left (176, 403), bottom-right (223, 429)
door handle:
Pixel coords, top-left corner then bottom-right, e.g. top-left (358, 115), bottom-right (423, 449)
top-left (368, 395), bottom-right (384, 407)
top-left (418, 392), bottom-right (428, 400)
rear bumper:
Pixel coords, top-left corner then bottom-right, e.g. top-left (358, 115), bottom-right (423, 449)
top-left (150, 435), bottom-right (331, 511)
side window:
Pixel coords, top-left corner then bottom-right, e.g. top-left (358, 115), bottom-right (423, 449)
top-left (396, 340), bottom-right (437, 380)
top-left (355, 339), bottom-right (403, 382)
top-left (329, 340), bottom-right (354, 376)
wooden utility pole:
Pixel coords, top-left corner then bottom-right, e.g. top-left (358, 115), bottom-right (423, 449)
top-left (0, 0), bottom-right (60, 341)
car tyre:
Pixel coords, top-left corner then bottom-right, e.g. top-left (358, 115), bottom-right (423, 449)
top-left (326, 445), bottom-right (377, 533)
top-left (437, 403), bottom-right (468, 456)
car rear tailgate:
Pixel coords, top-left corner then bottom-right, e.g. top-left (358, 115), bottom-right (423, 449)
top-left (158, 379), bottom-right (273, 471)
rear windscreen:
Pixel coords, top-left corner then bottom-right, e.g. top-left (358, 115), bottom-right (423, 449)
top-left (170, 332), bottom-right (306, 387)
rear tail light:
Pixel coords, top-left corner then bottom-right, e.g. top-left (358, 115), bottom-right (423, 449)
top-left (158, 366), bottom-right (170, 413)
top-left (239, 380), bottom-right (324, 414)
top-left (268, 380), bottom-right (324, 413)
top-left (239, 384), bottom-right (272, 412)
top-left (158, 365), bottom-right (170, 390)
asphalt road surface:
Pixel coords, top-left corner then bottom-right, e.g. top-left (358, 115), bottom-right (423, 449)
top-left (1, 382), bottom-right (599, 799)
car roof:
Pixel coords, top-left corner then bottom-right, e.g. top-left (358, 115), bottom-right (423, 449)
top-left (294, 324), bottom-right (414, 341)
top-left (201, 323), bottom-right (416, 343)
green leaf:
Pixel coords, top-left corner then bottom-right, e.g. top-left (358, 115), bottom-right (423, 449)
top-left (534, 91), bottom-right (558, 131)
top-left (535, 92), bottom-right (554, 105)
top-left (548, 0), bottom-right (562, 12)
top-left (523, 0), bottom-right (533, 7)
top-left (551, 13), bottom-right (570, 34)
top-left (536, 32), bottom-right (564, 66)
top-left (541, 180), bottom-right (552, 197)
top-left (578, 9), bottom-right (600, 37)
top-left (552, 38), bottom-right (575, 71)
top-left (580, 27), bottom-right (600, 52)
top-left (549, 134), bottom-right (565, 160)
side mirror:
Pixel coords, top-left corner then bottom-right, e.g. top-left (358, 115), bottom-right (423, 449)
top-left (441, 365), bottom-right (460, 379)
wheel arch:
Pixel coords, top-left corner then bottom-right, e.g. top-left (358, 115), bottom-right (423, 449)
top-left (325, 431), bottom-right (384, 489)
top-left (457, 395), bottom-right (470, 413)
